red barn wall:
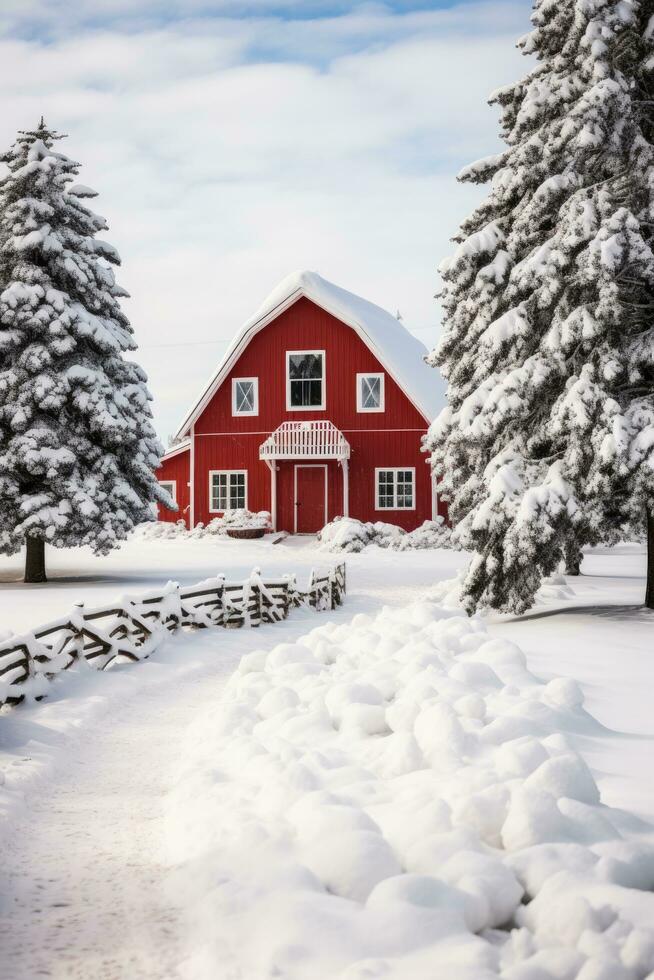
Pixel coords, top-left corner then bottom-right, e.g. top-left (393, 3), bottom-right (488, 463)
top-left (156, 448), bottom-right (190, 527)
top-left (187, 297), bottom-right (441, 532)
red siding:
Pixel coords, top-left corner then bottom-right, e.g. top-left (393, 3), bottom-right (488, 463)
top-left (178, 296), bottom-right (442, 532)
top-left (156, 448), bottom-right (190, 527)
top-left (196, 297), bottom-right (427, 434)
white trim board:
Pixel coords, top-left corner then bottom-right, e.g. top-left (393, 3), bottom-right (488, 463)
top-left (293, 464), bottom-right (328, 534)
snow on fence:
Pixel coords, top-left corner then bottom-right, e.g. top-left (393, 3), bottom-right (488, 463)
top-left (0, 563), bottom-right (346, 711)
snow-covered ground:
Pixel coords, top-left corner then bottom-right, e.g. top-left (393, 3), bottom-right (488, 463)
top-left (0, 536), bottom-right (652, 979)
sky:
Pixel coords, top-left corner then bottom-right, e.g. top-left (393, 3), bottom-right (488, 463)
top-left (0, 0), bottom-right (532, 442)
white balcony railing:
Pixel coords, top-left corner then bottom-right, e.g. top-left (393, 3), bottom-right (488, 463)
top-left (259, 420), bottom-right (350, 461)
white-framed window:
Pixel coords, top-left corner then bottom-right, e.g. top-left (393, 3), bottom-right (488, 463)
top-left (375, 468), bottom-right (415, 510)
top-left (159, 480), bottom-right (176, 503)
top-left (209, 470), bottom-right (247, 512)
top-left (232, 377), bottom-right (259, 416)
top-left (286, 350), bottom-right (326, 410)
top-left (357, 372), bottom-right (385, 413)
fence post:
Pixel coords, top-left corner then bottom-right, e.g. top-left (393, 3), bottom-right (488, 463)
top-left (249, 568), bottom-right (262, 627)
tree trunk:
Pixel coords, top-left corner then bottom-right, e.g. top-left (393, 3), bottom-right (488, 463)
top-left (564, 541), bottom-right (582, 577)
top-left (646, 509), bottom-right (654, 609)
top-left (25, 536), bottom-right (46, 583)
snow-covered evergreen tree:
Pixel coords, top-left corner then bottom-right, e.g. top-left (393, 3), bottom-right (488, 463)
top-left (427, 1), bottom-right (654, 613)
top-left (0, 120), bottom-right (172, 582)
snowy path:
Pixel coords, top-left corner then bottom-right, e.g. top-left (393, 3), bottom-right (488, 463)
top-left (1, 538), bottom-right (653, 979)
top-left (0, 652), bottom-right (239, 980)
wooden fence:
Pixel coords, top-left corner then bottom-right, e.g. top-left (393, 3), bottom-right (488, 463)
top-left (0, 563), bottom-right (346, 711)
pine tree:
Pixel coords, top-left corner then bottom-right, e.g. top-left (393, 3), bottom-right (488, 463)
top-left (427, 1), bottom-right (654, 614)
top-left (0, 120), bottom-right (172, 582)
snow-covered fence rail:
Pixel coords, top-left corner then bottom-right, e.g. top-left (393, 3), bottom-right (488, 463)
top-left (0, 563), bottom-right (346, 710)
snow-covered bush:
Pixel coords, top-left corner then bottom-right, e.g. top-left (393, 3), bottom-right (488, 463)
top-left (167, 599), bottom-right (654, 978)
top-left (318, 516), bottom-right (452, 553)
top-left (190, 510), bottom-right (271, 538)
top-left (395, 519), bottom-right (452, 551)
top-left (136, 520), bottom-right (189, 541)
top-left (317, 517), bottom-right (376, 552)
top-left (136, 510), bottom-right (272, 542)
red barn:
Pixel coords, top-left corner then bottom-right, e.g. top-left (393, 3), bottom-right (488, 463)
top-left (156, 271), bottom-right (442, 533)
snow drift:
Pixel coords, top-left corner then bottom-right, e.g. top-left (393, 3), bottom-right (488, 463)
top-left (137, 510), bottom-right (272, 541)
top-left (165, 600), bottom-right (654, 979)
top-left (318, 516), bottom-right (452, 553)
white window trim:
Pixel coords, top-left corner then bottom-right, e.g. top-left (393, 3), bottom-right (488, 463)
top-left (159, 480), bottom-right (176, 503)
top-left (208, 469), bottom-right (248, 513)
top-left (357, 372), bottom-right (385, 413)
top-left (232, 377), bottom-right (259, 417)
top-left (286, 349), bottom-right (326, 412)
top-left (375, 467), bottom-right (416, 511)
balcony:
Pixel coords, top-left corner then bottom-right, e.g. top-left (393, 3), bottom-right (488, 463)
top-left (259, 420), bottom-right (350, 461)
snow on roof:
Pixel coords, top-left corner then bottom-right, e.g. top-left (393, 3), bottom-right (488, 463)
top-left (176, 270), bottom-right (443, 438)
top-left (161, 438), bottom-right (190, 461)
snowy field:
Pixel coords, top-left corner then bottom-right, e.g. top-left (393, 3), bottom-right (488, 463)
top-left (0, 535), bottom-right (653, 979)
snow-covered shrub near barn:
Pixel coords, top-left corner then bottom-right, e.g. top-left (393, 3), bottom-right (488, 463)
top-left (190, 509), bottom-right (271, 537)
top-left (395, 518), bottom-right (452, 551)
top-left (317, 517), bottom-right (376, 552)
top-left (318, 515), bottom-right (452, 553)
top-left (166, 599), bottom-right (654, 979)
top-left (136, 510), bottom-right (272, 541)
top-left (136, 519), bottom-right (189, 541)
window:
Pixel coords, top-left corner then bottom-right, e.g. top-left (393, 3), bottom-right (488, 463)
top-left (375, 468), bottom-right (415, 510)
top-left (286, 350), bottom-right (325, 410)
top-left (357, 372), bottom-right (385, 412)
top-left (159, 480), bottom-right (176, 503)
top-left (232, 378), bottom-right (258, 416)
top-left (209, 471), bottom-right (247, 512)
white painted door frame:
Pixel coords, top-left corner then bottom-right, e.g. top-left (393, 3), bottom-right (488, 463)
top-left (294, 463), bottom-right (328, 534)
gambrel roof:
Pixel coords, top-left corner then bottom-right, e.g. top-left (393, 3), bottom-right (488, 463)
top-left (175, 270), bottom-right (441, 438)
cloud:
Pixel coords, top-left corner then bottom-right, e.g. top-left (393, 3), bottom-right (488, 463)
top-left (0, 1), bottom-right (531, 440)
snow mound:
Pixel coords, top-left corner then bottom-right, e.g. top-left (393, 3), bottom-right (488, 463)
top-left (137, 510), bottom-right (272, 541)
top-left (318, 516), bottom-right (453, 553)
top-left (165, 600), bottom-right (654, 979)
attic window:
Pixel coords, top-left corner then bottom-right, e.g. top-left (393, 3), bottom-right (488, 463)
top-left (287, 351), bottom-right (325, 410)
top-left (357, 373), bottom-right (384, 413)
top-left (232, 378), bottom-right (258, 416)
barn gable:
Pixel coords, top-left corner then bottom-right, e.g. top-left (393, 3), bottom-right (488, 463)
top-left (175, 270), bottom-right (439, 438)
